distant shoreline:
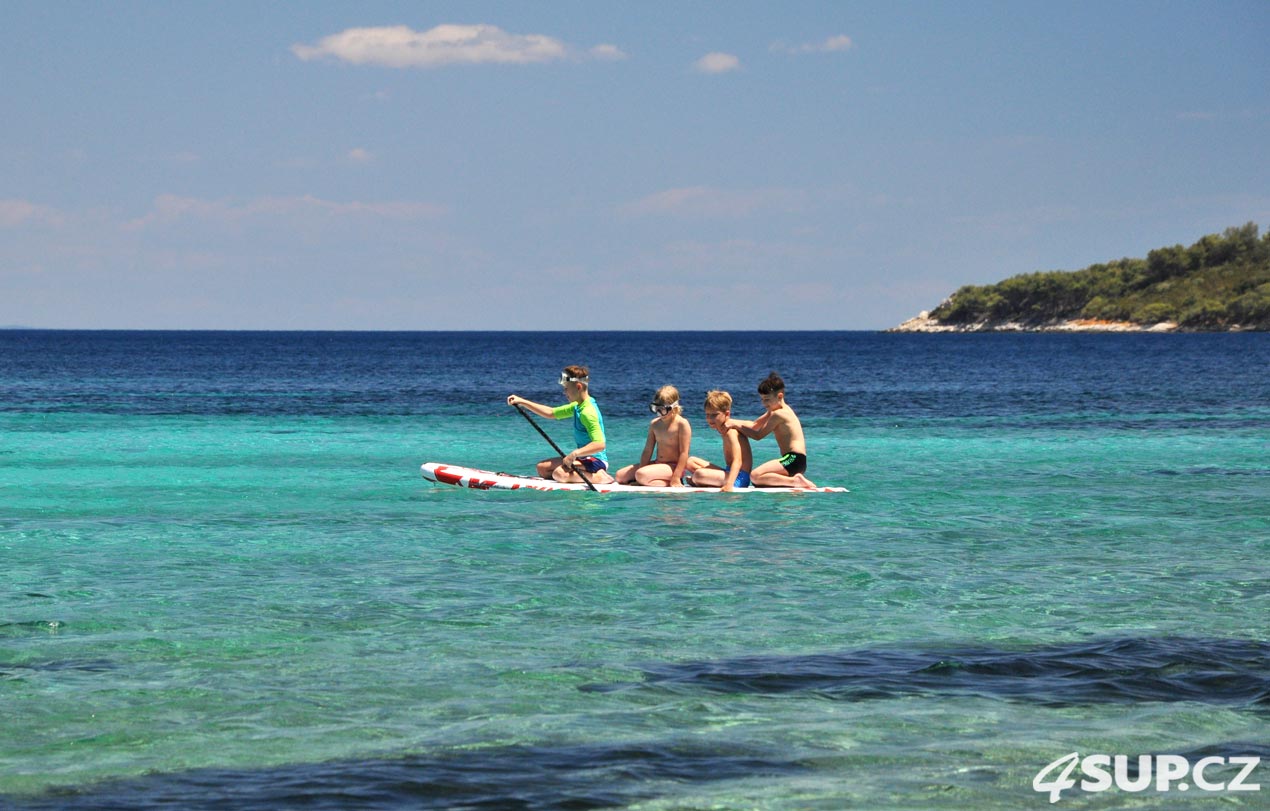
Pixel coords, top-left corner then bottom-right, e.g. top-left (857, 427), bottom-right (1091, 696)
top-left (889, 313), bottom-right (1205, 333)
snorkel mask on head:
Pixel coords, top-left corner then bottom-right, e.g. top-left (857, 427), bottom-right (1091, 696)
top-left (559, 372), bottom-right (589, 386)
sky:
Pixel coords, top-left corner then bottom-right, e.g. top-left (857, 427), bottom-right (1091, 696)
top-left (2, 1), bottom-right (1268, 330)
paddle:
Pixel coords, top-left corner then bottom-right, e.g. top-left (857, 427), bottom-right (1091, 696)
top-left (514, 404), bottom-right (598, 492)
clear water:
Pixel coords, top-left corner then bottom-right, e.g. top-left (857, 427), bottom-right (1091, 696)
top-left (2, 331), bottom-right (1267, 809)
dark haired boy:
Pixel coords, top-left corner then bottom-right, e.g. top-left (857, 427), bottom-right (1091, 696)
top-left (726, 371), bottom-right (817, 489)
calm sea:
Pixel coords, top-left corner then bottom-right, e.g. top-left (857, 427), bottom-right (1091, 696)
top-left (2, 330), bottom-right (1267, 809)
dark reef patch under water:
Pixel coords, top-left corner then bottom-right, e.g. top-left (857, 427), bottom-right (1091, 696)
top-left (3, 742), bottom-right (804, 811)
top-left (587, 637), bottom-right (1270, 707)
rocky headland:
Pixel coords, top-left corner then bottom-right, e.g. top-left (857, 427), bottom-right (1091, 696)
top-left (890, 313), bottom-right (1182, 333)
top-left (890, 223), bottom-right (1269, 333)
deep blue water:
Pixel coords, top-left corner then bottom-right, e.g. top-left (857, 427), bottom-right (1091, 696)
top-left (3, 330), bottom-right (1264, 422)
top-left (2, 330), bottom-right (1267, 809)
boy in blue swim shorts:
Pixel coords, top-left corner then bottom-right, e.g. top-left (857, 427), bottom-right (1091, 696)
top-left (686, 390), bottom-right (752, 492)
top-left (507, 365), bottom-right (613, 484)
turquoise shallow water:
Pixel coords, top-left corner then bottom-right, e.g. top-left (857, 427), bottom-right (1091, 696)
top-left (1, 331), bottom-right (1267, 809)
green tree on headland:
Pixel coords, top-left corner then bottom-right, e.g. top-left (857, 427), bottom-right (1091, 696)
top-left (927, 223), bottom-right (1270, 330)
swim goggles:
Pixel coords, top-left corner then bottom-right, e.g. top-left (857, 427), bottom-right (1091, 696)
top-left (649, 401), bottom-right (679, 416)
top-left (559, 372), bottom-right (589, 386)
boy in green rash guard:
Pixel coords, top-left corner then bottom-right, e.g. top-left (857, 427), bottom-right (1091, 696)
top-left (507, 365), bottom-right (613, 484)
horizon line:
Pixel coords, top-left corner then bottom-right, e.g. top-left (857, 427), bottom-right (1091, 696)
top-left (0, 326), bottom-right (890, 334)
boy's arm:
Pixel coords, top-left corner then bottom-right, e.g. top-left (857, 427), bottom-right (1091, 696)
top-left (669, 419), bottom-right (691, 486)
top-left (564, 438), bottom-right (605, 466)
top-left (722, 428), bottom-right (743, 491)
top-left (638, 426), bottom-right (656, 466)
top-left (728, 410), bottom-right (774, 440)
top-left (506, 395), bottom-right (554, 419)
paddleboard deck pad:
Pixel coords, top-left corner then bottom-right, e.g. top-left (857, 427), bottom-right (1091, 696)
top-left (421, 463), bottom-right (847, 493)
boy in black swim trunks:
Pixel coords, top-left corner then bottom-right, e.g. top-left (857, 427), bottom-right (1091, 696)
top-left (726, 371), bottom-right (817, 490)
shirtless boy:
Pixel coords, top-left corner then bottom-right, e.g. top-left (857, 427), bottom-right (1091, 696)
top-left (726, 372), bottom-right (817, 489)
top-left (616, 385), bottom-right (691, 487)
top-left (685, 390), bottom-right (752, 491)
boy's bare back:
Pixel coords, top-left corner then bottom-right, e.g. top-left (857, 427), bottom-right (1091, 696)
top-left (722, 425), bottom-right (753, 471)
top-left (765, 404), bottom-right (807, 456)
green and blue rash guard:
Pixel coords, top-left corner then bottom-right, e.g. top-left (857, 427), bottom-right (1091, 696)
top-left (551, 397), bottom-right (607, 464)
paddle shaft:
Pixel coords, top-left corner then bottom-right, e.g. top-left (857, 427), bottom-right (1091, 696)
top-left (514, 404), bottom-right (598, 492)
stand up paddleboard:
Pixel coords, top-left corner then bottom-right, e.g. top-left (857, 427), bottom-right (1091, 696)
top-left (421, 463), bottom-right (848, 493)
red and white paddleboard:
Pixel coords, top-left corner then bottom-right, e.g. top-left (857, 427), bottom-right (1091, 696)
top-left (421, 463), bottom-right (847, 493)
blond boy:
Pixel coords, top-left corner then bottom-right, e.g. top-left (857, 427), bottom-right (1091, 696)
top-left (616, 385), bottom-right (691, 487)
top-left (686, 390), bottom-right (752, 491)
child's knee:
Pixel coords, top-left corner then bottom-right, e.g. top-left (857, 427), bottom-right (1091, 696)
top-left (635, 467), bottom-right (665, 486)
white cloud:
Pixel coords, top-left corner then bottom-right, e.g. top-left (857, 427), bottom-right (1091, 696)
top-left (823, 35), bottom-right (854, 51)
top-left (291, 23), bottom-right (614, 68)
top-left (125, 194), bottom-right (446, 230)
top-left (623, 186), bottom-right (805, 218)
top-left (589, 43), bottom-right (628, 61)
top-left (772, 34), bottom-right (854, 54)
top-left (693, 52), bottom-right (741, 74)
top-left (0, 199), bottom-right (64, 228)
top-left (347, 147), bottom-right (374, 164)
